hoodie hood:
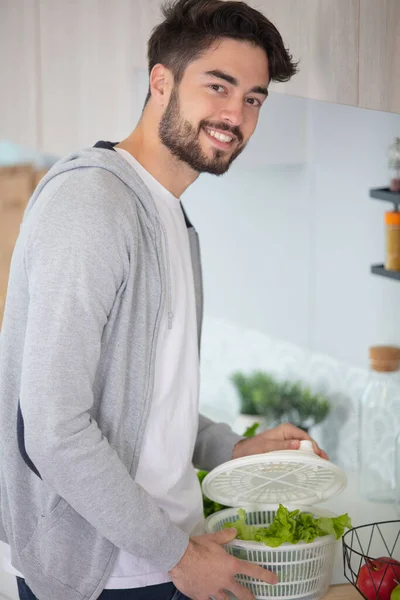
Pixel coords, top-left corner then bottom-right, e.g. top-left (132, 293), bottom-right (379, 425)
top-left (24, 143), bottom-right (161, 235)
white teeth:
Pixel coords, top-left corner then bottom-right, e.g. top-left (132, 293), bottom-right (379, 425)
top-left (206, 128), bottom-right (233, 143)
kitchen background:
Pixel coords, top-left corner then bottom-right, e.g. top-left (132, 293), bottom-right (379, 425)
top-left (1, 1), bottom-right (400, 599)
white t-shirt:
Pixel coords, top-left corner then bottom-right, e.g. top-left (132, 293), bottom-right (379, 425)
top-left (105, 148), bottom-right (204, 589)
top-left (2, 148), bottom-right (204, 590)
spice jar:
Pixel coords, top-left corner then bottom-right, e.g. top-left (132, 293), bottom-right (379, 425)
top-left (359, 345), bottom-right (400, 503)
top-left (385, 211), bottom-right (400, 271)
top-left (389, 137), bottom-right (400, 192)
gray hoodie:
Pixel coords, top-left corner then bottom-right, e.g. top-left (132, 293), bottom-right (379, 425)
top-left (0, 144), bottom-right (242, 600)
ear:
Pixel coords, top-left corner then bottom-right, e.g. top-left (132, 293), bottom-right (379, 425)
top-left (149, 64), bottom-right (173, 107)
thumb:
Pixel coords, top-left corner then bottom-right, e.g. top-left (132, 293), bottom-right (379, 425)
top-left (212, 527), bottom-right (237, 545)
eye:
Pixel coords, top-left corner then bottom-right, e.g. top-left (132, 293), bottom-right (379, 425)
top-left (209, 84), bottom-right (226, 93)
top-left (246, 97), bottom-right (262, 107)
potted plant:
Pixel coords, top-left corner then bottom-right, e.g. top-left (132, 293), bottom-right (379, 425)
top-left (230, 370), bottom-right (280, 433)
top-left (231, 370), bottom-right (330, 434)
top-left (266, 378), bottom-right (330, 433)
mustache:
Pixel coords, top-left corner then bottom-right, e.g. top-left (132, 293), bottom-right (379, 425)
top-left (200, 120), bottom-right (243, 144)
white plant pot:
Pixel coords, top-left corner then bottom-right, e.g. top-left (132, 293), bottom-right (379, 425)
top-left (233, 414), bottom-right (267, 436)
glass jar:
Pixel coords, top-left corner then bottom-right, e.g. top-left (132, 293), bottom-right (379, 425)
top-left (396, 432), bottom-right (400, 517)
top-left (388, 137), bottom-right (400, 192)
top-left (359, 345), bottom-right (400, 503)
top-left (385, 211), bottom-right (400, 271)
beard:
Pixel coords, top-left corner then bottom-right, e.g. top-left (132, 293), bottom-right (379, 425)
top-left (158, 87), bottom-right (246, 176)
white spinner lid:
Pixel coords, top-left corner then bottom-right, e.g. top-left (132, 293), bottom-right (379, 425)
top-left (202, 440), bottom-right (347, 508)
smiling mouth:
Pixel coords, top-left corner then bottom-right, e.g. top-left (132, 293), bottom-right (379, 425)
top-left (204, 126), bottom-right (236, 147)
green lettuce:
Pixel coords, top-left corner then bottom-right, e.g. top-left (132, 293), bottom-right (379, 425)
top-left (224, 509), bottom-right (260, 541)
top-left (317, 513), bottom-right (352, 539)
top-left (222, 504), bottom-right (352, 547)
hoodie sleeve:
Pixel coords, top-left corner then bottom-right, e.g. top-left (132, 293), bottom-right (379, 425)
top-left (20, 173), bottom-right (189, 571)
top-left (193, 414), bottom-right (244, 471)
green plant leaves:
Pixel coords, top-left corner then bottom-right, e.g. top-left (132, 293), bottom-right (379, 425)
top-left (230, 370), bottom-right (330, 429)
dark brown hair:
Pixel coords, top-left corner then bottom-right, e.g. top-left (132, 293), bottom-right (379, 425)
top-left (145, 0), bottom-right (298, 104)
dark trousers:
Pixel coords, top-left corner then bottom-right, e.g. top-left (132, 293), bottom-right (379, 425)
top-left (17, 578), bottom-right (190, 600)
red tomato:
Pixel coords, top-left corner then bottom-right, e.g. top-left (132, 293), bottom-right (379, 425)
top-left (357, 557), bottom-right (400, 600)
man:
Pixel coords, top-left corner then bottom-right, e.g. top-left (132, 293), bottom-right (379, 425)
top-left (0, 1), bottom-right (327, 599)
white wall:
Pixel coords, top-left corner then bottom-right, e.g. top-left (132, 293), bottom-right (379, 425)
top-left (182, 92), bottom-right (400, 369)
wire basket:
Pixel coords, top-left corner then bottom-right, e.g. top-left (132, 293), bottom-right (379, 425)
top-left (206, 506), bottom-right (337, 600)
top-left (343, 520), bottom-right (400, 600)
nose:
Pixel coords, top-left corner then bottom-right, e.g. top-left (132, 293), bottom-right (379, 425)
top-left (219, 97), bottom-right (244, 127)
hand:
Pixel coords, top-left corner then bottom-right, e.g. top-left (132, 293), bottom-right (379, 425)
top-left (169, 528), bottom-right (278, 600)
top-left (232, 422), bottom-right (328, 460)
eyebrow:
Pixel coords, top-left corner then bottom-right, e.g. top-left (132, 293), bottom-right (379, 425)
top-left (204, 69), bottom-right (269, 97)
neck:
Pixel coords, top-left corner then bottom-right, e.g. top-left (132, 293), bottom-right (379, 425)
top-left (116, 113), bottom-right (200, 198)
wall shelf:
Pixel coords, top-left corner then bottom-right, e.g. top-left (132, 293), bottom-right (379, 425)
top-left (369, 187), bottom-right (400, 206)
top-left (370, 188), bottom-right (400, 282)
top-left (371, 264), bottom-right (400, 281)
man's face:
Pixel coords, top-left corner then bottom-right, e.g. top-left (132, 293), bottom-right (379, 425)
top-left (158, 38), bottom-right (269, 176)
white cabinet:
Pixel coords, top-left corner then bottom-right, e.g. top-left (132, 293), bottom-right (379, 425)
top-left (0, 0), bottom-right (39, 149)
top-left (38, 0), bottom-right (159, 156)
top-left (252, 0), bottom-right (359, 107)
top-left (359, 0), bottom-right (400, 114)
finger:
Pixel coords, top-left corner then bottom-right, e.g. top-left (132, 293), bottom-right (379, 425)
top-left (211, 528), bottom-right (237, 545)
top-left (276, 424), bottom-right (329, 459)
top-left (229, 580), bottom-right (255, 600)
top-left (262, 436), bottom-right (330, 461)
top-left (215, 591), bottom-right (230, 600)
top-left (278, 422), bottom-right (313, 441)
top-left (263, 439), bottom-right (301, 452)
top-left (307, 439), bottom-right (328, 459)
top-left (238, 561), bottom-right (279, 585)
top-left (319, 448), bottom-right (329, 460)
top-left (229, 579), bottom-right (254, 600)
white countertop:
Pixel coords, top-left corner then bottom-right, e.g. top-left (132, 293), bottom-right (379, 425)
top-left (316, 469), bottom-right (399, 584)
